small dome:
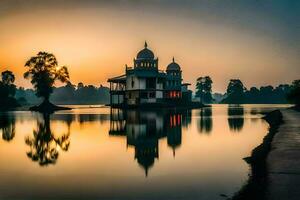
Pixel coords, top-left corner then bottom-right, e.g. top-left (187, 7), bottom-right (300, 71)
top-left (167, 57), bottom-right (181, 71)
top-left (136, 42), bottom-right (154, 60)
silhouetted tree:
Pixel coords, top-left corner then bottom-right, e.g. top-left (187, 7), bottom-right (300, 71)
top-left (196, 76), bottom-right (213, 103)
top-left (244, 87), bottom-right (260, 103)
top-left (287, 80), bottom-right (300, 107)
top-left (260, 86), bottom-right (274, 101)
top-left (222, 79), bottom-right (246, 104)
top-left (0, 70), bottom-right (16, 98)
top-left (24, 52), bottom-right (70, 112)
top-left (2, 70), bottom-right (15, 85)
top-left (77, 82), bottom-right (84, 89)
top-left (25, 114), bottom-right (70, 166)
top-left (273, 84), bottom-right (291, 103)
top-left (0, 70), bottom-right (18, 110)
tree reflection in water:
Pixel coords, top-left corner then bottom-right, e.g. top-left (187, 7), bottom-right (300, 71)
top-left (0, 113), bottom-right (15, 142)
top-left (228, 105), bottom-right (245, 132)
top-left (198, 107), bottom-right (213, 134)
top-left (25, 114), bottom-right (70, 166)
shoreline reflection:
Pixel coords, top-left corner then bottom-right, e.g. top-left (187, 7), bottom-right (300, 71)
top-left (0, 105), bottom-right (286, 200)
top-left (0, 113), bottom-right (15, 142)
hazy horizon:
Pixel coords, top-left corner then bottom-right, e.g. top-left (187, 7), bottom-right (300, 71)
top-left (0, 0), bottom-right (299, 93)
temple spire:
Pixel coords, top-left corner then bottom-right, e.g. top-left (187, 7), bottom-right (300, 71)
top-left (144, 41), bottom-right (148, 48)
top-left (172, 57), bottom-right (175, 63)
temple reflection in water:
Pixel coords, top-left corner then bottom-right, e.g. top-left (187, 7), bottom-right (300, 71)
top-left (109, 108), bottom-right (191, 176)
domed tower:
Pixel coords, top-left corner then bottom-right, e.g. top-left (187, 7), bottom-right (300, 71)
top-left (134, 42), bottom-right (158, 70)
top-left (165, 57), bottom-right (182, 98)
top-left (167, 57), bottom-right (180, 72)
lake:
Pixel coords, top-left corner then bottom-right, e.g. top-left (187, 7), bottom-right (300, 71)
top-left (0, 104), bottom-right (290, 200)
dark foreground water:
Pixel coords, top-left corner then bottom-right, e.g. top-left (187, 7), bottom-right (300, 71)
top-left (0, 104), bottom-right (290, 200)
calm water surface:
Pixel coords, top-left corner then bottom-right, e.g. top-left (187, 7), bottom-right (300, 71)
top-left (0, 104), bottom-right (290, 200)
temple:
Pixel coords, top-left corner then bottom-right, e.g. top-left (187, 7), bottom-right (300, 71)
top-left (108, 42), bottom-right (199, 108)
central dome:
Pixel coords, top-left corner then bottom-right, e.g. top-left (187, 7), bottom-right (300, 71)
top-left (137, 42), bottom-right (154, 59)
top-left (167, 57), bottom-right (181, 71)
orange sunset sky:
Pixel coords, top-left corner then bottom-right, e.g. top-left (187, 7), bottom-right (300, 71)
top-left (0, 0), bottom-right (299, 92)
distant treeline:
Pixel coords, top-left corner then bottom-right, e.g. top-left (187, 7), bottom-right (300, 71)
top-left (13, 79), bottom-right (298, 105)
top-left (242, 85), bottom-right (291, 104)
top-left (16, 82), bottom-right (110, 105)
top-left (196, 76), bottom-right (294, 104)
top-left (221, 80), bottom-right (292, 104)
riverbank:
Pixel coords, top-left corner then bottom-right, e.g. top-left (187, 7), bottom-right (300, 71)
top-left (266, 108), bottom-right (300, 200)
top-left (232, 108), bottom-right (300, 200)
top-left (231, 109), bottom-right (283, 200)
top-left (29, 101), bottom-right (71, 113)
top-left (7, 102), bottom-right (72, 113)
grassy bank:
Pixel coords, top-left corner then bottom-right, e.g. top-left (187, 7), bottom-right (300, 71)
top-left (231, 110), bottom-right (283, 200)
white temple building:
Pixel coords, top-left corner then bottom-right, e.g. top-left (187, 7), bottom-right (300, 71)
top-left (108, 42), bottom-right (193, 108)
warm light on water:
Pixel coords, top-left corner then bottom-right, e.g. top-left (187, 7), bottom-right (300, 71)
top-left (0, 104), bottom-right (290, 199)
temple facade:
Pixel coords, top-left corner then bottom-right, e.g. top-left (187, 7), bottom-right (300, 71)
top-left (108, 42), bottom-right (192, 107)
